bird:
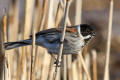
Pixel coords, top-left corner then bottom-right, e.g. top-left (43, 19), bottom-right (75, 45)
top-left (5, 24), bottom-right (95, 55)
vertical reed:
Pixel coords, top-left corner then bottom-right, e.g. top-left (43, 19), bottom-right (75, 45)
top-left (30, 0), bottom-right (36, 80)
top-left (39, 0), bottom-right (48, 30)
top-left (3, 8), bottom-right (8, 80)
top-left (55, 0), bottom-right (64, 26)
top-left (72, 60), bottom-right (79, 80)
top-left (8, 1), bottom-right (19, 80)
top-left (75, 0), bottom-right (82, 25)
top-left (63, 55), bottom-right (67, 80)
top-left (67, 55), bottom-right (72, 80)
top-left (75, 0), bottom-right (83, 79)
top-left (54, 0), bottom-right (71, 79)
top-left (78, 51), bottom-right (91, 80)
top-left (83, 53), bottom-right (90, 80)
top-left (104, 0), bottom-right (114, 80)
top-left (0, 19), bottom-right (5, 80)
top-left (1, 0), bottom-right (115, 80)
top-left (24, 0), bottom-right (36, 79)
top-left (92, 50), bottom-right (97, 80)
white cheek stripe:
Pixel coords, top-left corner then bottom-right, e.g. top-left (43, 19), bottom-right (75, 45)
top-left (77, 25), bottom-right (81, 34)
top-left (77, 25), bottom-right (84, 40)
top-left (84, 35), bottom-right (91, 39)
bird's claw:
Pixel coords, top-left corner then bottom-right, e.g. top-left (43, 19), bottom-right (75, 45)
top-left (54, 60), bottom-right (61, 67)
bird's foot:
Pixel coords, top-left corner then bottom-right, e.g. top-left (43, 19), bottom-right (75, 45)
top-left (54, 59), bottom-right (61, 67)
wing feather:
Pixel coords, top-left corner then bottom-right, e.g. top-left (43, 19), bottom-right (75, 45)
top-left (30, 28), bottom-right (61, 43)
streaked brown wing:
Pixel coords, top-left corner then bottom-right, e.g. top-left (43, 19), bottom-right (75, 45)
top-left (30, 28), bottom-right (61, 38)
top-left (29, 28), bottom-right (61, 43)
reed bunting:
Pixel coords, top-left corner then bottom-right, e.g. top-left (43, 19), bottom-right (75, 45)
top-left (5, 24), bottom-right (95, 54)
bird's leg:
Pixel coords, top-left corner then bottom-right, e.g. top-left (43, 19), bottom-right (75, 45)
top-left (50, 54), bottom-right (62, 67)
top-left (54, 56), bottom-right (63, 67)
top-left (54, 59), bottom-right (62, 67)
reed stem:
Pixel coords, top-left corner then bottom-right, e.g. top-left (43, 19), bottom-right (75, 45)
top-left (53, 0), bottom-right (71, 80)
top-left (104, 0), bottom-right (114, 80)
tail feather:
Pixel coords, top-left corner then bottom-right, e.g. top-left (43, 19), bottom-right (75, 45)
top-left (5, 39), bottom-right (32, 50)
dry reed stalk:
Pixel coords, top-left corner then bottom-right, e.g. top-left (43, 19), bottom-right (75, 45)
top-left (3, 9), bottom-right (8, 43)
top-left (47, 1), bottom-right (62, 79)
top-left (67, 55), bottom-right (72, 80)
top-left (74, 0), bottom-right (91, 78)
top-left (83, 45), bottom-right (88, 56)
top-left (40, 51), bottom-right (51, 80)
top-left (42, 0), bottom-right (54, 79)
top-left (47, 0), bottom-right (55, 27)
top-left (34, 47), bottom-right (45, 79)
top-left (83, 53), bottom-right (90, 80)
top-left (82, 46), bottom-right (90, 80)
top-left (75, 0), bottom-right (82, 25)
top-left (32, 1), bottom-right (48, 79)
top-left (34, 0), bottom-right (42, 31)
top-left (72, 61), bottom-right (79, 80)
top-left (24, 0), bottom-right (37, 79)
top-left (8, 1), bottom-right (19, 41)
top-left (34, 1), bottom-right (47, 77)
top-left (30, 25), bottom-right (36, 80)
top-left (53, 0), bottom-right (71, 79)
top-left (47, 57), bottom-right (55, 80)
top-left (3, 9), bottom-right (8, 80)
top-left (55, 0), bottom-right (64, 26)
top-left (19, 52), bottom-right (27, 80)
top-left (31, 2), bottom-right (44, 79)
top-left (63, 55), bottom-right (67, 80)
top-left (104, 0), bottom-right (114, 80)
top-left (82, 46), bottom-right (88, 80)
top-left (92, 50), bottom-right (97, 80)
top-left (55, 0), bottom-right (71, 27)
top-left (0, 20), bottom-right (5, 80)
top-left (78, 51), bottom-right (91, 80)
top-left (7, 1), bottom-right (19, 80)
top-left (23, 0), bottom-right (36, 80)
top-left (10, 2), bottom-right (26, 80)
top-left (66, 17), bottom-right (71, 26)
top-left (39, 0), bottom-right (48, 30)
top-left (48, 55), bottom-right (61, 80)
top-left (32, 6), bottom-right (38, 67)
top-left (75, 0), bottom-right (83, 79)
top-left (55, 1), bottom-right (71, 79)
top-left (41, 0), bottom-right (57, 79)
top-left (78, 56), bottom-right (83, 80)
top-left (56, 68), bottom-right (61, 80)
top-left (30, 1), bottom-right (36, 80)
top-left (64, 0), bottom-right (71, 26)
top-left (24, 0), bottom-right (34, 39)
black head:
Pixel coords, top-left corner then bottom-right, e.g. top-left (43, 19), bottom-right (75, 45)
top-left (80, 24), bottom-right (95, 43)
top-left (80, 24), bottom-right (95, 36)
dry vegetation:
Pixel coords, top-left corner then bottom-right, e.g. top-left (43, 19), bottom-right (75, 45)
top-left (0, 0), bottom-right (120, 80)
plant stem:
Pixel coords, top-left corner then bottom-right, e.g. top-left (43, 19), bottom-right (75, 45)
top-left (53, 0), bottom-right (71, 80)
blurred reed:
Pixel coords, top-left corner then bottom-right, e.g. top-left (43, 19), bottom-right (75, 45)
top-left (53, 0), bottom-right (71, 79)
top-left (29, 0), bottom-right (36, 80)
top-left (104, 0), bottom-right (114, 80)
top-left (0, 0), bottom-right (114, 80)
top-left (3, 8), bottom-right (8, 80)
top-left (0, 13), bottom-right (5, 80)
top-left (92, 50), bottom-right (97, 80)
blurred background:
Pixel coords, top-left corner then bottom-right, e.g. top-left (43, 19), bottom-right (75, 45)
top-left (0, 0), bottom-right (120, 80)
